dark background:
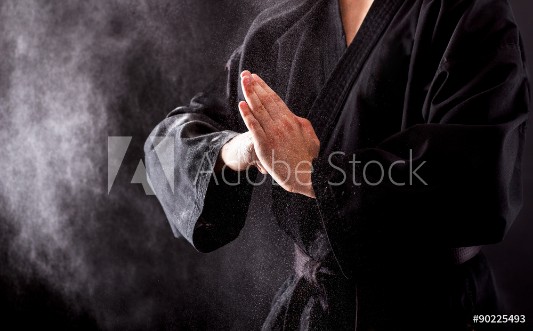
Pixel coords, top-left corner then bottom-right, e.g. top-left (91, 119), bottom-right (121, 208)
top-left (0, 0), bottom-right (531, 330)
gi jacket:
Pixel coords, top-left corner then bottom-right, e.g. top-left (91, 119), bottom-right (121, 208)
top-left (145, 0), bottom-right (529, 329)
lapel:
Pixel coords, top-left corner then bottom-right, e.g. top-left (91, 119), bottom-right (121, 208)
top-left (306, 0), bottom-right (403, 142)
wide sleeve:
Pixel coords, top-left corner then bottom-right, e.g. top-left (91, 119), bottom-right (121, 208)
top-left (311, 7), bottom-right (530, 275)
top-left (144, 46), bottom-right (256, 253)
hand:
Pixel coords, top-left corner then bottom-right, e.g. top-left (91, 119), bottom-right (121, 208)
top-left (238, 71), bottom-right (320, 198)
top-left (216, 131), bottom-right (267, 174)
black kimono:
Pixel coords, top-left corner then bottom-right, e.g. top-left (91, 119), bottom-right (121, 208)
top-left (145, 0), bottom-right (530, 330)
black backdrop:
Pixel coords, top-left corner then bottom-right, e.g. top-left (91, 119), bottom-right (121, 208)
top-left (0, 1), bottom-right (531, 330)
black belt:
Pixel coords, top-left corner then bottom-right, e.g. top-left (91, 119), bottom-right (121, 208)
top-left (295, 245), bottom-right (482, 279)
top-left (287, 244), bottom-right (481, 330)
top-left (280, 245), bottom-right (333, 330)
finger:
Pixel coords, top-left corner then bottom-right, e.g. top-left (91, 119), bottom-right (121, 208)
top-left (241, 70), bottom-right (251, 79)
top-left (241, 74), bottom-right (273, 126)
top-left (251, 74), bottom-right (292, 116)
top-left (255, 160), bottom-right (268, 174)
top-left (248, 74), bottom-right (281, 117)
top-left (238, 101), bottom-right (267, 140)
top-left (251, 74), bottom-right (299, 131)
top-left (247, 140), bottom-right (268, 175)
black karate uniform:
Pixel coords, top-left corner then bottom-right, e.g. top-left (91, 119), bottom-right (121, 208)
top-left (145, 0), bottom-right (530, 329)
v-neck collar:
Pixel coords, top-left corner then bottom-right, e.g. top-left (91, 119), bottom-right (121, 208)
top-left (332, 0), bottom-right (347, 52)
top-left (308, 0), bottom-right (403, 141)
top-left (333, 0), bottom-right (348, 50)
top-left (323, 0), bottom-right (348, 83)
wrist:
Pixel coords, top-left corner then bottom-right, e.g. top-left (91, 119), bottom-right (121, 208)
top-left (298, 182), bottom-right (316, 199)
top-left (293, 163), bottom-right (316, 199)
top-left (217, 133), bottom-right (254, 172)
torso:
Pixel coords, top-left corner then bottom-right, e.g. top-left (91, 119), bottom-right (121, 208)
top-left (339, 0), bottom-right (374, 46)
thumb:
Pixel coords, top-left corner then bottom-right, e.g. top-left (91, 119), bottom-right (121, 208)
top-left (255, 160), bottom-right (268, 175)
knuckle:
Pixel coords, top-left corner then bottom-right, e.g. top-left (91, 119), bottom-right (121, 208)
top-left (264, 97), bottom-right (274, 107)
top-left (281, 117), bottom-right (293, 129)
